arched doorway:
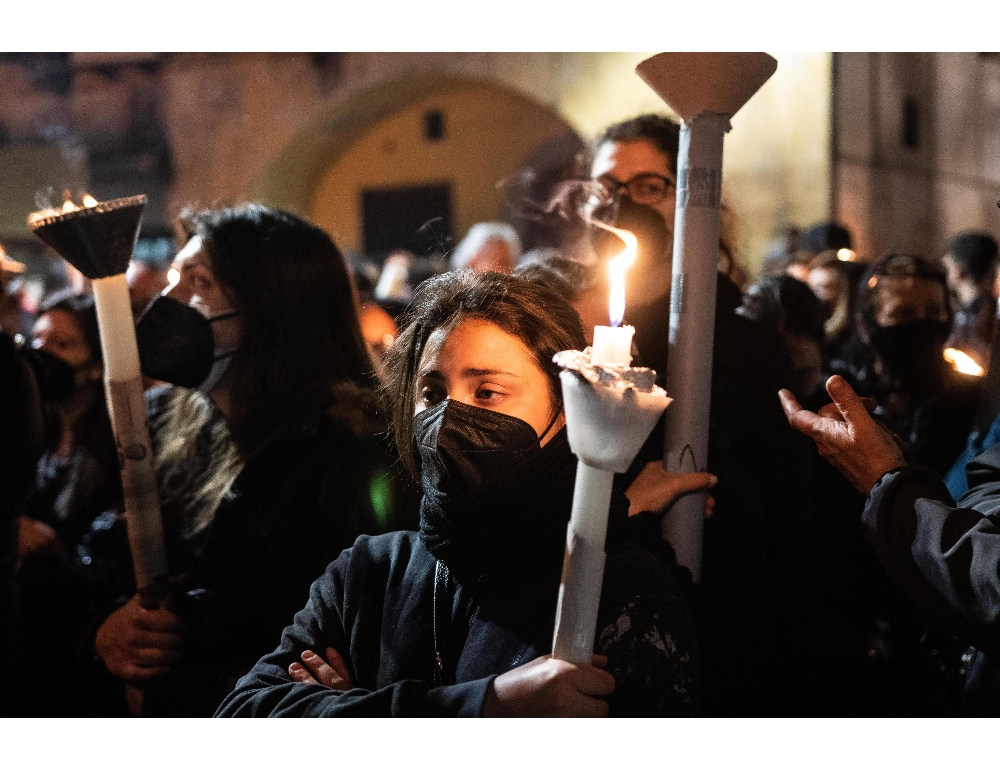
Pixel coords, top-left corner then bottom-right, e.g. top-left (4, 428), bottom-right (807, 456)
top-left (254, 74), bottom-right (581, 258)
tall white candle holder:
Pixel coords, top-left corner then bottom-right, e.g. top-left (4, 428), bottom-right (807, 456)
top-left (29, 195), bottom-right (169, 604)
top-left (550, 350), bottom-right (671, 663)
top-left (635, 52), bottom-right (777, 583)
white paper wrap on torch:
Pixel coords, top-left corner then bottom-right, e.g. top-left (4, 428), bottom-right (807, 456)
top-left (551, 352), bottom-right (671, 663)
top-left (92, 275), bottom-right (169, 598)
top-left (635, 52), bottom-right (777, 583)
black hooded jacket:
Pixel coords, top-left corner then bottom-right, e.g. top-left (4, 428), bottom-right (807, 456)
top-left (216, 421), bottom-right (699, 718)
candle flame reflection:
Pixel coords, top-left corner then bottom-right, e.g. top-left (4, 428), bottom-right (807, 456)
top-left (592, 220), bottom-right (637, 327)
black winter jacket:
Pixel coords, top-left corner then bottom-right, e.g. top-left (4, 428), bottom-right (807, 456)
top-left (77, 388), bottom-right (416, 717)
top-left (862, 447), bottom-right (1000, 714)
top-left (216, 529), bottom-right (699, 717)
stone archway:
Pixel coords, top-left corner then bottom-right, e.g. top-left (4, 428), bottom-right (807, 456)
top-left (253, 73), bottom-right (581, 255)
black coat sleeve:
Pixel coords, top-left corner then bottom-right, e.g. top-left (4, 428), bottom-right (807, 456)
top-left (214, 541), bottom-right (492, 717)
top-left (861, 449), bottom-right (1000, 659)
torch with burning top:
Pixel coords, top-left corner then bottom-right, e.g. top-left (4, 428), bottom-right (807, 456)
top-left (634, 52), bottom-right (777, 583)
top-left (551, 222), bottom-right (672, 663)
top-left (28, 195), bottom-right (169, 605)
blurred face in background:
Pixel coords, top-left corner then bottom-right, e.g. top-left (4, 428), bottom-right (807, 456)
top-left (468, 239), bottom-right (516, 275)
top-left (32, 310), bottom-right (101, 388)
top-left (871, 276), bottom-right (948, 328)
top-left (867, 275), bottom-right (951, 398)
top-left (808, 266), bottom-right (844, 318)
top-left (126, 261), bottom-right (169, 317)
top-left (360, 302), bottom-right (398, 379)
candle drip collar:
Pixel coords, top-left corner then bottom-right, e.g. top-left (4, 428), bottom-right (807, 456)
top-left (553, 349), bottom-right (663, 395)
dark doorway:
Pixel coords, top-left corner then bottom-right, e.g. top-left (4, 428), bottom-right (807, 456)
top-left (362, 183), bottom-right (453, 261)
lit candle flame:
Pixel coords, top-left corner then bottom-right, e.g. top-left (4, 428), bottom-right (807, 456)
top-left (592, 220), bottom-right (637, 327)
top-left (62, 199), bottom-right (76, 212)
top-left (837, 248), bottom-right (855, 262)
top-left (943, 348), bottom-right (985, 377)
top-left (83, 194), bottom-right (99, 208)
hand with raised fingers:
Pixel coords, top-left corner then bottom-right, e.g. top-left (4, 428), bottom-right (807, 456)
top-left (483, 654), bottom-right (615, 717)
top-left (94, 594), bottom-right (183, 684)
top-left (779, 375), bottom-right (907, 495)
top-left (288, 647), bottom-right (355, 691)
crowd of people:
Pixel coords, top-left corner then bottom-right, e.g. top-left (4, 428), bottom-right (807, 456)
top-left (3, 111), bottom-right (1000, 717)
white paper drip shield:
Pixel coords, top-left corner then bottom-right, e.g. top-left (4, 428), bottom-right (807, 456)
top-left (551, 351), bottom-right (672, 662)
top-left (557, 359), bottom-right (672, 474)
top-left (635, 52), bottom-right (776, 583)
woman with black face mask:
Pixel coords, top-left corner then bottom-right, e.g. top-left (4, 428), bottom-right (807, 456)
top-left (14, 290), bottom-right (122, 716)
top-left (216, 270), bottom-right (700, 718)
top-left (849, 254), bottom-right (982, 477)
top-left (71, 204), bottom-right (415, 718)
top-left (21, 290), bottom-right (120, 558)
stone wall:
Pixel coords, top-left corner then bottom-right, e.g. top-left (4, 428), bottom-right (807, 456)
top-left (833, 52), bottom-right (1000, 263)
top-left (1, 52), bottom-right (833, 272)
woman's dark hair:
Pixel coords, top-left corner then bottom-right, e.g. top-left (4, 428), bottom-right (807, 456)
top-left (176, 203), bottom-right (376, 455)
top-left (384, 270), bottom-right (587, 478)
top-left (38, 289), bottom-right (102, 364)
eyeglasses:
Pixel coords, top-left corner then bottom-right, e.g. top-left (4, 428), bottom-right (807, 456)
top-left (595, 173), bottom-right (676, 206)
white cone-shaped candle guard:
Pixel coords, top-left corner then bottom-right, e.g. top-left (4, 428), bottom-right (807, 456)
top-left (551, 351), bottom-right (671, 663)
top-left (635, 52), bottom-right (776, 583)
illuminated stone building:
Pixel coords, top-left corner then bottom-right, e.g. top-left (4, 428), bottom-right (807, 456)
top-left (0, 52), bottom-right (996, 275)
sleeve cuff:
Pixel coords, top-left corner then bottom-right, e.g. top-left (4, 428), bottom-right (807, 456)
top-left (426, 675), bottom-right (496, 717)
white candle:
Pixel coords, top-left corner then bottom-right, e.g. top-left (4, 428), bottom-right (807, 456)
top-left (589, 220), bottom-right (638, 366)
top-left (591, 324), bottom-right (634, 366)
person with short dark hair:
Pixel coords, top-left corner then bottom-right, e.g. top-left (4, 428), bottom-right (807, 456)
top-left (589, 114), bottom-right (813, 715)
top-left (839, 254), bottom-right (980, 476)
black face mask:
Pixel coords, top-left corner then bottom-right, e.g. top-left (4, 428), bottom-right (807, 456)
top-left (135, 294), bottom-right (237, 390)
top-left (869, 319), bottom-right (950, 394)
top-left (23, 345), bottom-right (75, 402)
top-left (415, 399), bottom-right (577, 578)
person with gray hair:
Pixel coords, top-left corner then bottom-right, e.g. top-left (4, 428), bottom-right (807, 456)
top-left (449, 222), bottom-right (521, 274)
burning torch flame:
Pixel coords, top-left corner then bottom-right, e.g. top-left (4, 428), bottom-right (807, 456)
top-left (592, 220), bottom-right (638, 327)
top-left (29, 192), bottom-right (101, 225)
top-left (943, 348), bottom-right (985, 377)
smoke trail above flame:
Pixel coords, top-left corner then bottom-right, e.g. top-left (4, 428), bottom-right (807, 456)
top-left (591, 219), bottom-right (637, 327)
